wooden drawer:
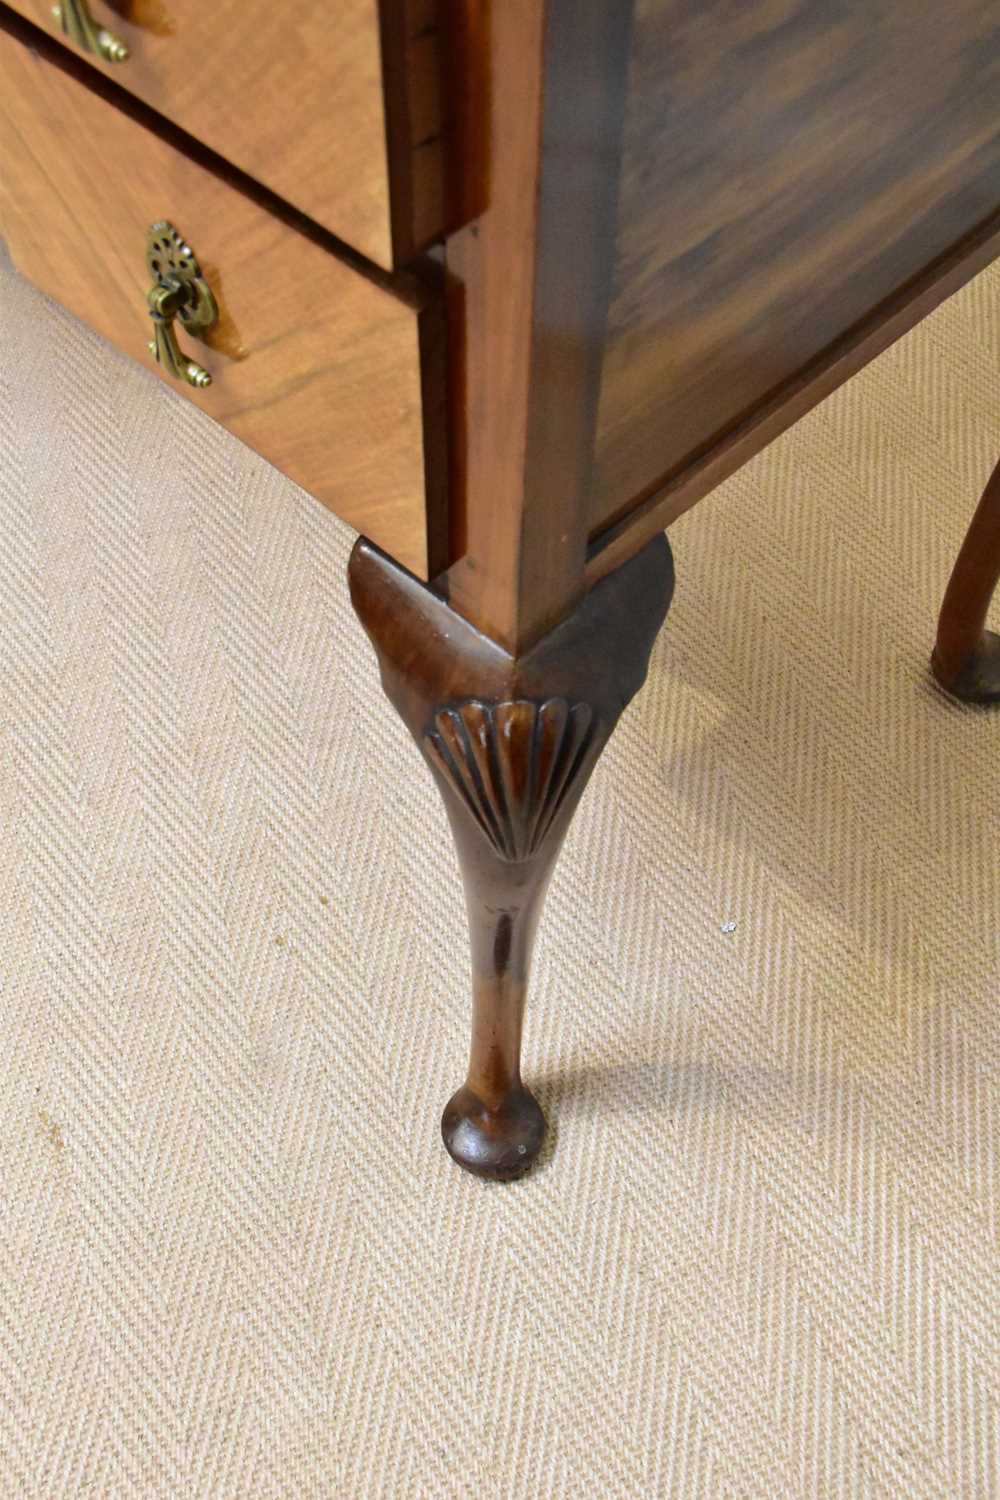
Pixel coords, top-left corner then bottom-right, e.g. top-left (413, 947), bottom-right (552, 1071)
top-left (0, 19), bottom-right (446, 580)
top-left (4, 0), bottom-right (446, 270)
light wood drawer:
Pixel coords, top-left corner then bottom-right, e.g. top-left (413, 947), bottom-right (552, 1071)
top-left (4, 0), bottom-right (445, 270)
top-left (0, 20), bottom-right (446, 580)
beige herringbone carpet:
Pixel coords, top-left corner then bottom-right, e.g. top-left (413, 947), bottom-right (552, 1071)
top-left (1, 251), bottom-right (998, 1500)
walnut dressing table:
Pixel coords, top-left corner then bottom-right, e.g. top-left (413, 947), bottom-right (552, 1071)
top-left (2, 1), bottom-right (998, 1180)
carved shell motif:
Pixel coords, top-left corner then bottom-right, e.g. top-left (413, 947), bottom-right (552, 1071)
top-left (423, 698), bottom-right (595, 862)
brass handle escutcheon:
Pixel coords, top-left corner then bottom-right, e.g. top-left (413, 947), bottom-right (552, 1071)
top-left (52, 0), bottom-right (128, 62)
top-left (145, 222), bottom-right (218, 389)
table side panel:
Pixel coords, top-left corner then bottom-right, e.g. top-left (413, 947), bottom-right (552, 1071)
top-left (592, 0), bottom-right (1000, 538)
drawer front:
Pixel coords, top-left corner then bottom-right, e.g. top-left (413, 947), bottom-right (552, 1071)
top-left (0, 21), bottom-right (445, 581)
top-left (5, 0), bottom-right (446, 270)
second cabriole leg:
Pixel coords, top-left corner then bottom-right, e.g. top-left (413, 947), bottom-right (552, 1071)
top-left (932, 454), bottom-right (1000, 702)
top-left (349, 534), bottom-right (674, 1180)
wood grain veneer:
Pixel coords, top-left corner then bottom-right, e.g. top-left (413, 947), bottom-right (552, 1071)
top-left (5, 0), bottom-right (446, 269)
top-left (585, 210), bottom-right (1000, 585)
top-left (0, 18), bottom-right (445, 578)
top-left (590, 0), bottom-right (1000, 542)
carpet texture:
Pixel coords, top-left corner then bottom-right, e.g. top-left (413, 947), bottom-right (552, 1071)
top-left (0, 251), bottom-right (998, 1499)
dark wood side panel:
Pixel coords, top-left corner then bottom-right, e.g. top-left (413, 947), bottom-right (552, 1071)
top-left (586, 210), bottom-right (1000, 586)
top-left (591, 0), bottom-right (1000, 541)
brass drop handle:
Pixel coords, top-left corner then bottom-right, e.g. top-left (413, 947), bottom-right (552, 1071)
top-left (52, 0), bottom-right (129, 62)
top-left (145, 222), bottom-right (218, 390)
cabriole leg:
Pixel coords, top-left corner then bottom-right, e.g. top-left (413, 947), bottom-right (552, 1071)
top-left (932, 455), bottom-right (1000, 702)
top-left (348, 535), bottom-right (674, 1180)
